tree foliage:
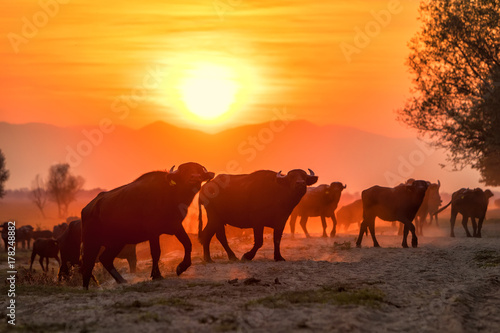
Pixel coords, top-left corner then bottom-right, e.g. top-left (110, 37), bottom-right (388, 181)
top-left (47, 163), bottom-right (84, 218)
top-left (398, 0), bottom-right (500, 185)
top-left (0, 149), bottom-right (9, 198)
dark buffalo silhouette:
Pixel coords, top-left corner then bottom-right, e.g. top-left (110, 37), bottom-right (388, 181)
top-left (81, 162), bottom-right (214, 289)
top-left (1, 222), bottom-right (12, 251)
top-left (289, 182), bottom-right (346, 238)
top-left (30, 238), bottom-right (61, 272)
top-left (33, 230), bottom-right (53, 240)
top-left (17, 225), bottom-right (34, 249)
top-left (53, 223), bottom-right (69, 239)
top-left (434, 188), bottom-right (494, 238)
top-left (336, 199), bottom-right (363, 232)
top-left (356, 180), bottom-right (429, 248)
top-left (198, 169), bottom-right (318, 262)
top-left (398, 180), bottom-right (442, 236)
top-left (58, 219), bottom-right (137, 281)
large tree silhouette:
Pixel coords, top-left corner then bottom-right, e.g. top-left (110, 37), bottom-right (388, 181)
top-left (47, 163), bottom-right (84, 218)
top-left (398, 0), bottom-right (500, 185)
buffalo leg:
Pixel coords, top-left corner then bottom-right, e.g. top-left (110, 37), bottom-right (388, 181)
top-left (462, 215), bottom-right (472, 237)
top-left (402, 221), bottom-right (418, 248)
top-left (215, 227), bottom-right (238, 261)
top-left (299, 216), bottom-right (310, 238)
top-left (39, 256), bottom-right (46, 272)
top-left (289, 213), bottom-right (298, 238)
top-left (201, 223), bottom-right (217, 263)
top-left (174, 227), bottom-right (192, 276)
top-left (476, 216), bottom-right (485, 238)
top-left (367, 219), bottom-right (380, 247)
top-left (29, 252), bottom-right (36, 271)
top-left (471, 217), bottom-right (478, 237)
top-left (99, 244), bottom-right (127, 284)
top-left (320, 216), bottom-right (328, 237)
top-left (273, 226), bottom-right (286, 261)
top-left (450, 210), bottom-right (458, 237)
top-left (149, 238), bottom-right (162, 280)
top-left (356, 220), bottom-right (368, 248)
top-left (329, 215), bottom-right (337, 237)
top-left (242, 226), bottom-right (264, 261)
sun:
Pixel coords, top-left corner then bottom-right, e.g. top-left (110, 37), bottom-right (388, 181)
top-left (179, 62), bottom-right (240, 120)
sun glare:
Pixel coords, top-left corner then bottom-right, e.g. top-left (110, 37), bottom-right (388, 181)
top-left (179, 62), bottom-right (239, 120)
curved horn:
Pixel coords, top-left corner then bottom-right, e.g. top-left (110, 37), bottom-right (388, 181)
top-left (276, 170), bottom-right (286, 178)
top-left (169, 165), bottom-right (175, 173)
top-left (437, 180), bottom-right (441, 187)
top-left (343, 184), bottom-right (347, 189)
top-left (308, 168), bottom-right (315, 177)
top-left (202, 166), bottom-right (208, 173)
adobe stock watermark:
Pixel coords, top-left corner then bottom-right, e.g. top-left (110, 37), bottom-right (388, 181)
top-left (340, 0), bottom-right (403, 63)
top-left (65, 65), bottom-right (165, 167)
top-left (7, 0), bottom-right (70, 54)
top-left (212, 0), bottom-right (243, 21)
top-left (384, 139), bottom-right (436, 186)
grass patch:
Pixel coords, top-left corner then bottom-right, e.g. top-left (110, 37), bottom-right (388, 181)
top-left (113, 297), bottom-right (194, 311)
top-left (248, 284), bottom-right (384, 309)
top-left (474, 250), bottom-right (500, 268)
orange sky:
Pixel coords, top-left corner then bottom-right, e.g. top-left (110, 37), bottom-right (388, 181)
top-left (0, 0), bottom-right (421, 136)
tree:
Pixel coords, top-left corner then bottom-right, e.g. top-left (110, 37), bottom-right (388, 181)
top-left (47, 163), bottom-right (84, 218)
top-left (30, 174), bottom-right (48, 218)
top-left (0, 149), bottom-right (9, 198)
top-left (398, 0), bottom-right (500, 186)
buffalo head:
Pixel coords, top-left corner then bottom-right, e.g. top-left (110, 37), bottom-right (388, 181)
top-left (168, 162), bottom-right (215, 191)
top-left (276, 169), bottom-right (318, 193)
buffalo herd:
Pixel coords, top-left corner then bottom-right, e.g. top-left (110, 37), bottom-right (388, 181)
top-left (1, 162), bottom-right (495, 288)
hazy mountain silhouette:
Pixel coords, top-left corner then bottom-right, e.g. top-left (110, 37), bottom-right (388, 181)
top-left (0, 120), bottom-right (482, 192)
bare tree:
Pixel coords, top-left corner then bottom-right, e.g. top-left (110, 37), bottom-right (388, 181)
top-left (30, 174), bottom-right (48, 218)
top-left (0, 149), bottom-right (9, 199)
top-left (47, 163), bottom-right (84, 218)
top-left (398, 0), bottom-right (500, 186)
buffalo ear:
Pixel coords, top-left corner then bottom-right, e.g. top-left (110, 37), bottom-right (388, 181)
top-left (306, 176), bottom-right (318, 186)
top-left (204, 172), bottom-right (215, 181)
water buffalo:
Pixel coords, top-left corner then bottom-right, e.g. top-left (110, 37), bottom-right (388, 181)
top-left (336, 199), bottom-right (363, 232)
top-left (356, 180), bottom-right (429, 248)
top-left (289, 182), bottom-right (346, 238)
top-left (17, 225), bottom-right (34, 249)
top-left (30, 238), bottom-right (60, 272)
top-left (58, 219), bottom-right (137, 281)
top-left (413, 180), bottom-right (442, 235)
top-left (198, 169), bottom-right (318, 262)
top-left (81, 162), bottom-right (214, 289)
top-left (434, 188), bottom-right (494, 238)
top-left (1, 222), bottom-right (12, 251)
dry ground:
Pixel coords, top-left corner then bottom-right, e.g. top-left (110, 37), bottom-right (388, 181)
top-left (1, 220), bottom-right (500, 333)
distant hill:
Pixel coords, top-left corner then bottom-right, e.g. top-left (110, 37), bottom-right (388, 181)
top-left (0, 120), bottom-right (484, 193)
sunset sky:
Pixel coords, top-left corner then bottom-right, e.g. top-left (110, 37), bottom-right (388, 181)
top-left (1, 0), bottom-right (421, 136)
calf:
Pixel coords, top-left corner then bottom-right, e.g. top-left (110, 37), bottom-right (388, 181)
top-left (30, 238), bottom-right (61, 272)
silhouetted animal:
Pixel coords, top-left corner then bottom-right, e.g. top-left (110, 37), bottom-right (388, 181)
top-left (398, 180), bottom-right (442, 236)
top-left (198, 169), bottom-right (318, 262)
top-left (81, 163), bottom-right (214, 289)
top-left (434, 188), bottom-right (494, 238)
top-left (289, 182), bottom-right (346, 238)
top-left (30, 238), bottom-right (61, 272)
top-left (53, 223), bottom-right (68, 239)
top-left (33, 230), bottom-right (53, 240)
top-left (356, 180), bottom-right (429, 248)
top-left (16, 225), bottom-right (34, 249)
top-left (336, 199), bottom-right (363, 231)
top-left (58, 220), bottom-right (137, 280)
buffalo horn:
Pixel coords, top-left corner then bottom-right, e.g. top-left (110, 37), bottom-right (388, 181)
top-left (308, 168), bottom-right (315, 177)
top-left (343, 184), bottom-right (347, 189)
top-left (169, 165), bottom-right (175, 173)
top-left (276, 171), bottom-right (286, 178)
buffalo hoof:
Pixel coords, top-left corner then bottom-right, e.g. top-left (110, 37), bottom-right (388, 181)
top-left (151, 274), bottom-right (163, 281)
top-left (356, 243), bottom-right (362, 248)
top-left (402, 243), bottom-right (409, 248)
top-left (228, 256), bottom-right (239, 262)
top-left (176, 261), bottom-right (191, 276)
top-left (412, 241), bottom-right (418, 248)
top-left (274, 256), bottom-right (286, 262)
top-left (203, 257), bottom-right (214, 264)
top-left (117, 277), bottom-right (128, 284)
top-left (322, 234), bottom-right (327, 238)
top-left (330, 232), bottom-right (336, 238)
top-left (241, 253), bottom-right (254, 261)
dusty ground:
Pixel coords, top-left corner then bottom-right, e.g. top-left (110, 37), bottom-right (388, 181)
top-left (1, 221), bottom-right (500, 333)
